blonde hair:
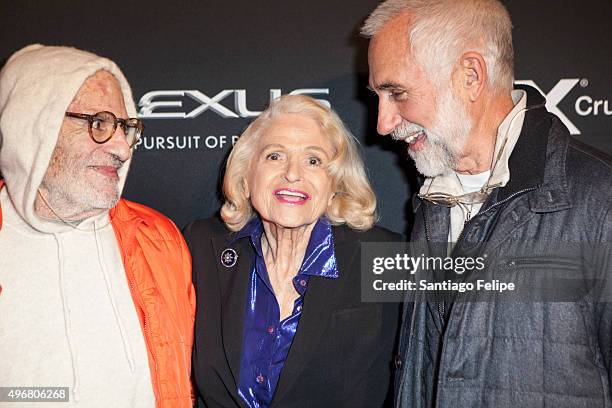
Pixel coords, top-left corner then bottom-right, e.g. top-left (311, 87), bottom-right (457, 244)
top-left (361, 0), bottom-right (514, 91)
top-left (221, 94), bottom-right (377, 231)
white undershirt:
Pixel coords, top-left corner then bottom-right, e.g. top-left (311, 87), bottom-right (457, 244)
top-left (448, 171), bottom-right (491, 243)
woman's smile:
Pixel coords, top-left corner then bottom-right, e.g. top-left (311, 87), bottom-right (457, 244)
top-left (273, 188), bottom-right (311, 205)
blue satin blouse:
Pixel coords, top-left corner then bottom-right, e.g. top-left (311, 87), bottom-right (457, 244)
top-left (231, 217), bottom-right (338, 408)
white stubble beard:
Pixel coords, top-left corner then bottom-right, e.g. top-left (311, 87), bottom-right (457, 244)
top-left (40, 144), bottom-right (124, 221)
top-left (393, 88), bottom-right (473, 177)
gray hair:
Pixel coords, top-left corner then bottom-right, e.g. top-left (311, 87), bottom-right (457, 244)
top-left (361, 0), bottom-right (514, 91)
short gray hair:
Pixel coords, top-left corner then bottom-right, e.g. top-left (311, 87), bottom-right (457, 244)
top-left (361, 0), bottom-right (514, 91)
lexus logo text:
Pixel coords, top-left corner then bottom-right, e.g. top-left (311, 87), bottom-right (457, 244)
top-left (138, 88), bottom-right (330, 119)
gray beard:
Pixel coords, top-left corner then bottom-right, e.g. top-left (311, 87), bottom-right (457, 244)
top-left (405, 92), bottom-right (472, 177)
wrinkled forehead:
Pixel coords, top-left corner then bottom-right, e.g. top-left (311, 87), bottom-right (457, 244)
top-left (259, 113), bottom-right (333, 146)
top-left (67, 70), bottom-right (128, 116)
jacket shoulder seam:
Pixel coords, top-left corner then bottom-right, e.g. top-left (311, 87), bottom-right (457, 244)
top-left (567, 143), bottom-right (612, 171)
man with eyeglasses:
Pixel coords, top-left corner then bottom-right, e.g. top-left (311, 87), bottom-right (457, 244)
top-left (362, 1), bottom-right (612, 407)
top-left (0, 44), bottom-right (194, 407)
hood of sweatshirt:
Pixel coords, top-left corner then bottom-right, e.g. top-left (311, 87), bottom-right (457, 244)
top-left (0, 44), bottom-right (137, 233)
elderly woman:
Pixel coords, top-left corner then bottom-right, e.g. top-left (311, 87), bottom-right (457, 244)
top-left (184, 95), bottom-right (400, 407)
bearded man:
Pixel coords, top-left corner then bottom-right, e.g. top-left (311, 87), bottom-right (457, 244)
top-left (0, 45), bottom-right (194, 407)
top-left (362, 1), bottom-right (612, 407)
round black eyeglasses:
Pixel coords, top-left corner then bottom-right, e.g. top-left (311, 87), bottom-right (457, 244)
top-left (65, 111), bottom-right (144, 148)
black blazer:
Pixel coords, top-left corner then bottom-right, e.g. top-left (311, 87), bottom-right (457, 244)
top-left (183, 217), bottom-right (401, 408)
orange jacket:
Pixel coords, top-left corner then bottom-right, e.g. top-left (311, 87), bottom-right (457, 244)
top-left (0, 182), bottom-right (195, 407)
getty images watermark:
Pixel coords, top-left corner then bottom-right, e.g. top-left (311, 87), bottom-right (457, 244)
top-left (372, 252), bottom-right (514, 293)
top-left (360, 242), bottom-right (612, 303)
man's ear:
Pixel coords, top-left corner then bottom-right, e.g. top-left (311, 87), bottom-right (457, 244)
top-left (453, 52), bottom-right (487, 102)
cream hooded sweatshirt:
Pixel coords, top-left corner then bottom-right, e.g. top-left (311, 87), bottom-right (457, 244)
top-left (0, 45), bottom-right (154, 407)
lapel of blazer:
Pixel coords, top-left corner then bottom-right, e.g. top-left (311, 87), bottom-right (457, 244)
top-left (273, 226), bottom-right (357, 403)
top-left (212, 234), bottom-right (253, 391)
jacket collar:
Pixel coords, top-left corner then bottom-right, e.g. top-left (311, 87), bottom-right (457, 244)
top-left (109, 199), bottom-right (148, 227)
top-left (498, 85), bottom-right (571, 213)
top-left (108, 200), bottom-right (148, 262)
